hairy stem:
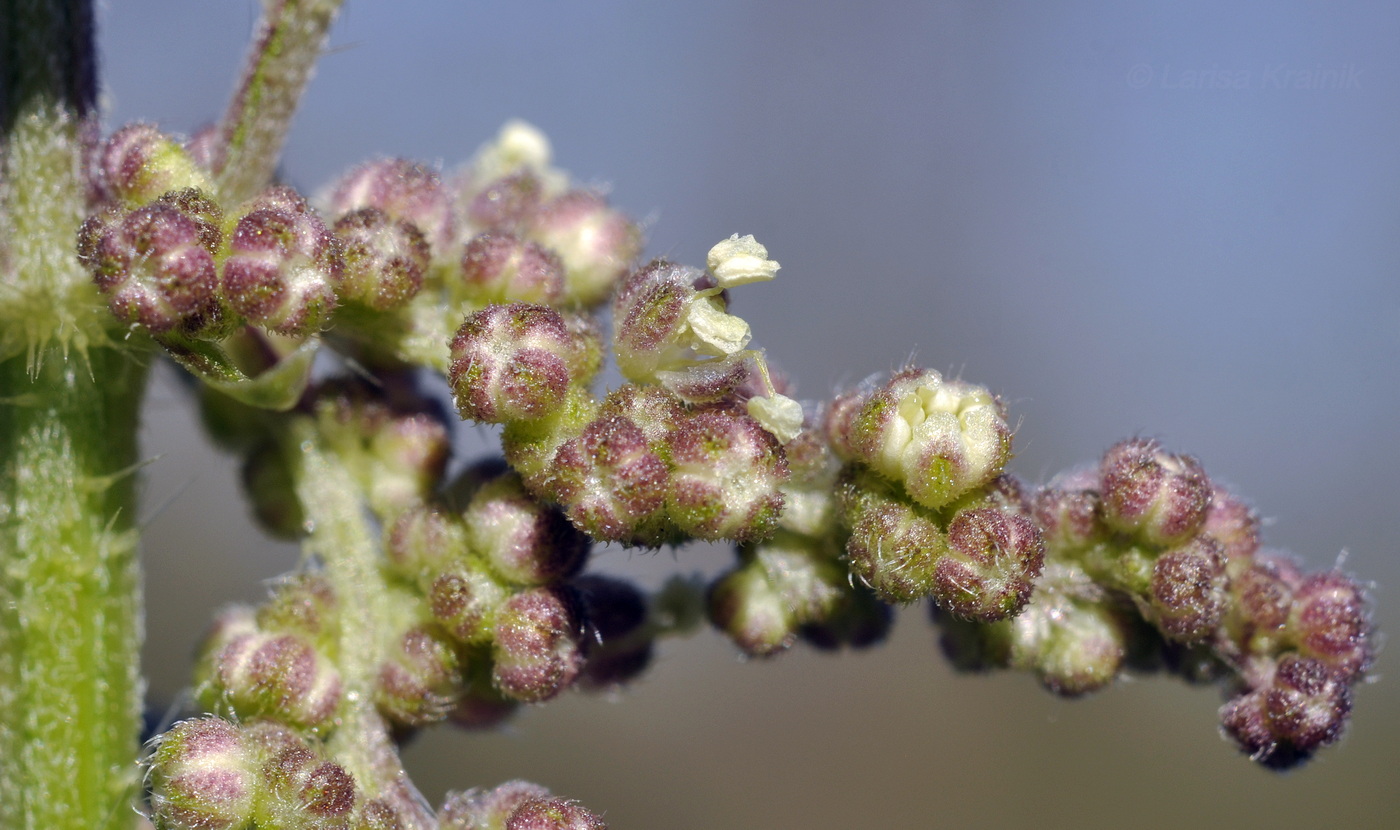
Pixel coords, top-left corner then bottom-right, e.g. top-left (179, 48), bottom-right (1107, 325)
top-left (286, 417), bottom-right (434, 827)
top-left (214, 0), bottom-right (345, 204)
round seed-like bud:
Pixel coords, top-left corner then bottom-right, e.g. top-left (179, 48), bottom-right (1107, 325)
top-left (430, 564), bottom-right (512, 645)
top-left (259, 743), bottom-right (359, 828)
top-left (440, 781), bottom-right (552, 830)
top-left (935, 506), bottom-right (1045, 621)
top-left (449, 303), bottom-right (598, 423)
top-left (1148, 537), bottom-right (1227, 642)
top-left (465, 473), bottom-right (590, 586)
top-left (1220, 654), bottom-right (1353, 768)
top-left (386, 505), bottom-right (469, 577)
top-left (376, 625), bottom-right (462, 726)
top-left (1031, 472), bottom-right (1102, 553)
top-left (222, 188), bottom-right (340, 336)
top-left (665, 408), bottom-right (788, 542)
top-left (332, 207), bottom-right (429, 310)
top-left (366, 410), bottom-right (451, 517)
top-left (199, 620), bottom-right (342, 728)
top-left (99, 122), bottom-right (212, 206)
top-left (326, 157), bottom-right (456, 253)
top-left (256, 573), bottom-right (339, 645)
top-left (841, 472), bottom-right (947, 603)
top-left (1227, 553), bottom-right (1299, 657)
top-left (460, 232), bottom-right (565, 305)
top-left (708, 563), bottom-right (797, 657)
top-left (847, 368), bottom-right (1012, 510)
top-left (149, 717), bottom-right (257, 830)
top-left (529, 190), bottom-right (641, 306)
top-left (1099, 438), bottom-right (1212, 547)
top-left (1003, 562), bottom-right (1134, 696)
top-left (466, 171), bottom-right (546, 232)
top-left (157, 187), bottom-right (225, 254)
top-left (1289, 571), bottom-right (1372, 681)
top-left (551, 414), bottom-right (671, 545)
top-left (1202, 486), bottom-right (1262, 565)
top-left (87, 202), bottom-right (219, 333)
top-left (506, 798), bottom-right (608, 830)
top-left (491, 586), bottom-right (584, 702)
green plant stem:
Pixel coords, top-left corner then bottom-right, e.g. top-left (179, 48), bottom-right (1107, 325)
top-left (0, 349), bottom-right (148, 830)
top-left (285, 417), bottom-right (435, 827)
top-left (215, 0), bottom-right (345, 204)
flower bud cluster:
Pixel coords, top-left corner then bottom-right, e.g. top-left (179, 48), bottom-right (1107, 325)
top-left (440, 779), bottom-right (607, 830)
top-left (826, 369), bottom-right (1042, 620)
top-left (932, 437), bottom-right (1372, 767)
top-left (709, 421), bottom-right (892, 656)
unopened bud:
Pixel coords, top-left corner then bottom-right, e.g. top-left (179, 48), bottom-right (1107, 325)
top-left (529, 190), bottom-right (641, 306)
top-left (460, 232), bottom-right (565, 305)
top-left (1148, 537), bottom-right (1227, 642)
top-left (449, 303), bottom-right (600, 423)
top-left (1099, 438), bottom-right (1212, 547)
top-left (665, 408), bottom-right (788, 542)
top-left (430, 564), bottom-right (512, 645)
top-left (935, 506), bottom-right (1045, 621)
top-left (197, 614), bottom-right (342, 728)
top-left (332, 207), bottom-right (429, 310)
top-left (840, 471), bottom-right (947, 603)
top-left (551, 413), bottom-right (671, 545)
top-left (491, 586), bottom-right (584, 702)
top-left (99, 122), bottom-right (212, 206)
top-left (148, 717), bottom-right (257, 830)
top-left (1290, 571), bottom-right (1372, 681)
top-left (440, 780), bottom-right (552, 830)
top-left (1220, 654), bottom-right (1353, 768)
top-left (466, 172), bottom-right (546, 233)
top-left (222, 187), bottom-right (340, 336)
top-left (377, 625), bottom-right (462, 726)
top-left (85, 202), bottom-right (219, 334)
top-left (465, 473), bottom-right (590, 586)
top-left (325, 158), bottom-right (456, 253)
top-left (506, 798), bottom-right (608, 830)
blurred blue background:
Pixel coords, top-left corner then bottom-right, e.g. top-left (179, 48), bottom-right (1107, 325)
top-left (116, 2), bottom-right (1399, 827)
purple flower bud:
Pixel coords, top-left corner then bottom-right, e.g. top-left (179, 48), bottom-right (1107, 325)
top-left (665, 408), bottom-right (788, 542)
top-left (1099, 438), bottom-right (1212, 547)
top-left (440, 781), bottom-right (552, 830)
top-left (1220, 654), bottom-right (1353, 768)
top-left (529, 190), bottom-right (641, 306)
top-left (1289, 571), bottom-right (1372, 681)
top-left (148, 717), bottom-right (257, 830)
top-left (506, 798), bottom-right (608, 830)
top-left (1148, 537), bottom-right (1227, 642)
top-left (466, 172), bottom-right (546, 233)
top-left (197, 612), bottom-right (342, 728)
top-left (256, 573), bottom-right (339, 644)
top-left (430, 564), bottom-right (512, 645)
top-left (325, 158), bottom-right (456, 254)
top-left (1226, 553), bottom-right (1299, 657)
top-left (465, 473), bottom-right (590, 586)
top-left (449, 303), bottom-right (600, 423)
top-left (845, 368), bottom-right (1012, 510)
top-left (332, 207), bottom-right (429, 310)
top-left (460, 232), bottom-right (565, 305)
top-left (822, 387), bottom-right (872, 462)
top-left (376, 625), bottom-right (462, 726)
top-left (935, 506), bottom-right (1045, 621)
top-left (1202, 486), bottom-right (1262, 565)
top-left (258, 740), bottom-right (359, 826)
top-left (85, 202), bottom-right (219, 334)
top-left (551, 414), bottom-right (671, 545)
top-left (491, 586), bottom-right (584, 702)
top-left (222, 187), bottom-right (340, 336)
top-left (1031, 473), bottom-right (1101, 553)
top-left (157, 187), bottom-right (225, 254)
top-left (98, 122), bottom-right (212, 206)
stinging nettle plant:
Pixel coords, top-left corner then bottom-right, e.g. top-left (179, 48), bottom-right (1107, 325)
top-left (0, 2), bottom-right (1379, 829)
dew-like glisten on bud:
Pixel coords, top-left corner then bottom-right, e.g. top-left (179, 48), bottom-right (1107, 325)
top-left (449, 303), bottom-right (599, 423)
top-left (550, 413), bottom-right (671, 545)
top-left (84, 202), bottom-right (220, 334)
top-left (465, 473), bottom-right (590, 586)
top-left (1147, 536), bottom-right (1227, 642)
top-left (1099, 438), bottom-right (1213, 547)
top-left (491, 586), bottom-right (584, 702)
top-left (376, 625), bottom-right (462, 727)
top-left (1219, 654), bottom-right (1353, 769)
top-left (840, 470), bottom-right (947, 603)
top-left (460, 232), bottom-right (565, 305)
top-left (506, 798), bottom-right (608, 830)
top-left (845, 368), bottom-right (1012, 510)
top-left (222, 187), bottom-right (340, 336)
top-left (148, 717), bottom-right (257, 830)
top-left (99, 122), bottom-right (212, 206)
top-left (332, 207), bottom-right (429, 310)
top-left (665, 408), bottom-right (788, 542)
top-left (1289, 571), bottom-right (1373, 681)
top-left (439, 780), bottom-right (552, 830)
top-left (325, 157), bottom-right (457, 254)
top-left (934, 505), bottom-right (1045, 621)
top-left (529, 190), bottom-right (641, 307)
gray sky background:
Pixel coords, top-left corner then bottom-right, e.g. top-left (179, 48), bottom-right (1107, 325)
top-left (112, 3), bottom-right (1399, 827)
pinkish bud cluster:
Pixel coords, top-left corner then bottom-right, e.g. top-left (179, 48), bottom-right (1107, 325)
top-left (449, 303), bottom-right (601, 424)
top-left (221, 187), bottom-right (340, 336)
top-left (332, 207), bottom-right (429, 310)
top-left (148, 716), bottom-right (368, 830)
top-left (440, 780), bottom-right (607, 830)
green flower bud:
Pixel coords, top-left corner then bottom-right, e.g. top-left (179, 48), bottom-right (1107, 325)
top-left (430, 562), bottom-right (512, 645)
top-left (465, 472), bottom-right (590, 586)
top-left (99, 122), bottom-right (212, 206)
top-left (148, 717), bottom-right (257, 830)
top-left (664, 407), bottom-right (788, 542)
top-left (376, 625), bottom-right (462, 726)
